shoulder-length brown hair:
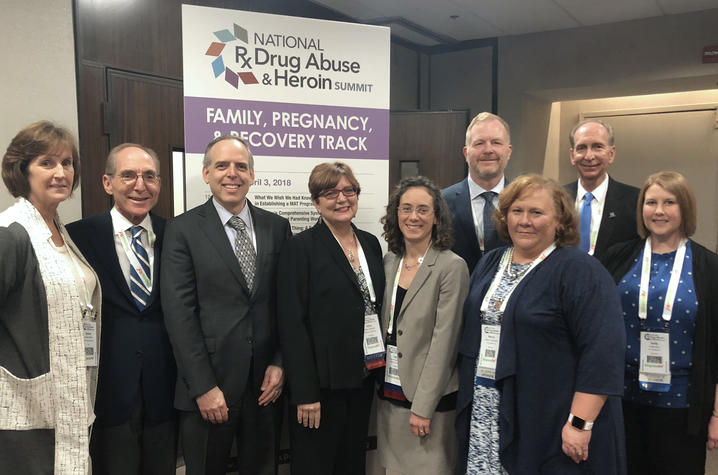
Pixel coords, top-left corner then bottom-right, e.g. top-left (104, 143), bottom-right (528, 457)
top-left (308, 162), bottom-right (361, 202)
top-left (637, 171), bottom-right (696, 238)
top-left (495, 174), bottom-right (579, 247)
top-left (381, 176), bottom-right (454, 255)
top-left (2, 121), bottom-right (81, 198)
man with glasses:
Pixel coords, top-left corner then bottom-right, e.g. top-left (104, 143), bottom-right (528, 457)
top-left (162, 136), bottom-right (291, 475)
top-left (67, 143), bottom-right (177, 474)
top-left (442, 112), bottom-right (512, 274)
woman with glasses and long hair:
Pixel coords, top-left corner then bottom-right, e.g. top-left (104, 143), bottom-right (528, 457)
top-left (277, 162), bottom-right (385, 475)
top-left (376, 176), bottom-right (469, 475)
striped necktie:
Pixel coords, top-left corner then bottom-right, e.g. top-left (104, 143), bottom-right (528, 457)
top-left (129, 225), bottom-right (151, 310)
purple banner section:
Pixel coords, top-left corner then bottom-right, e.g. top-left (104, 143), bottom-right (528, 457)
top-left (184, 96), bottom-right (389, 160)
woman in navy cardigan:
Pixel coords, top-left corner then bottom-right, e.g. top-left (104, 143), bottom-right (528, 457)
top-left (456, 174), bottom-right (626, 474)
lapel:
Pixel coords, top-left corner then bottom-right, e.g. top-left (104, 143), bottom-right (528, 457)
top-left (316, 219), bottom-right (361, 293)
top-left (248, 201), bottom-right (266, 301)
top-left (455, 179), bottom-right (479, 244)
top-left (598, 177), bottom-right (618, 248)
top-left (199, 198), bottom-right (252, 295)
top-left (147, 213), bottom-right (164, 305)
top-left (398, 246), bottom-right (438, 321)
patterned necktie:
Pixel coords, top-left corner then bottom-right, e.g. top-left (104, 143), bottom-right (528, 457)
top-left (481, 191), bottom-right (500, 251)
top-left (229, 216), bottom-right (257, 292)
top-left (579, 192), bottom-right (594, 253)
top-left (129, 225), bottom-right (151, 310)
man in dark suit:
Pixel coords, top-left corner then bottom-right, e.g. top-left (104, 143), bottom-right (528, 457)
top-left (161, 136), bottom-right (291, 475)
top-left (67, 143), bottom-right (177, 474)
top-left (565, 119), bottom-right (639, 261)
top-left (442, 112), bottom-right (512, 273)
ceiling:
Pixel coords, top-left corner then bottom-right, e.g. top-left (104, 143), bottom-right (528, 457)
top-left (311, 0), bottom-right (718, 47)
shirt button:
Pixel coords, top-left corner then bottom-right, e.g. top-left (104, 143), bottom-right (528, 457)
top-left (398, 352), bottom-right (403, 358)
top-left (136, 350), bottom-right (143, 358)
top-left (397, 330), bottom-right (403, 336)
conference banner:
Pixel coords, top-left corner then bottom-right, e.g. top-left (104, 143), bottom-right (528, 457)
top-left (181, 5), bottom-right (390, 237)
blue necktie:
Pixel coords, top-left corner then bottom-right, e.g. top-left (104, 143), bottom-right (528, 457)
top-left (579, 192), bottom-right (594, 253)
top-left (129, 226), bottom-right (151, 310)
top-left (481, 191), bottom-right (501, 251)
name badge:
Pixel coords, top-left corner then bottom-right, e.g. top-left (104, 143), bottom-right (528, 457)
top-left (476, 324), bottom-right (501, 380)
top-left (639, 331), bottom-right (671, 392)
top-left (83, 318), bottom-right (98, 367)
top-left (385, 344), bottom-right (401, 387)
top-left (363, 313), bottom-right (386, 369)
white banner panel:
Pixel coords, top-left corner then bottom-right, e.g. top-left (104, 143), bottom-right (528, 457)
top-left (182, 5), bottom-right (390, 237)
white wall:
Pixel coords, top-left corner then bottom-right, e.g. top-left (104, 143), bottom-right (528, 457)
top-left (498, 8), bottom-right (718, 178)
top-left (0, 0), bottom-right (81, 223)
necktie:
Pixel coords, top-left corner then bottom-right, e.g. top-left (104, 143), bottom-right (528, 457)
top-left (229, 216), bottom-right (257, 292)
top-left (129, 225), bottom-right (151, 310)
top-left (481, 191), bottom-right (500, 251)
top-left (579, 192), bottom-right (594, 253)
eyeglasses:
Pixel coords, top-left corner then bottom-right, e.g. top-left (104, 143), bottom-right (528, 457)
top-left (398, 205), bottom-right (433, 217)
top-left (111, 171), bottom-right (161, 185)
top-left (320, 187), bottom-right (358, 199)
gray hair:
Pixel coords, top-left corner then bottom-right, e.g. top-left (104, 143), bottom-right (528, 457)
top-left (105, 143), bottom-right (160, 175)
top-left (569, 119), bottom-right (615, 148)
top-left (203, 135), bottom-right (254, 170)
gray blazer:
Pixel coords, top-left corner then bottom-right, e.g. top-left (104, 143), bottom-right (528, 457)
top-left (381, 247), bottom-right (469, 418)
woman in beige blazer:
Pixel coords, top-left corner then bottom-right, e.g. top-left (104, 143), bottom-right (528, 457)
top-left (377, 176), bottom-right (469, 475)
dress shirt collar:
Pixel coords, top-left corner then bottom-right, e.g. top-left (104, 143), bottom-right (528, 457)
top-left (468, 175), bottom-right (505, 201)
top-left (576, 174), bottom-right (609, 205)
top-left (212, 197), bottom-right (253, 234)
top-left (110, 206), bottom-right (153, 235)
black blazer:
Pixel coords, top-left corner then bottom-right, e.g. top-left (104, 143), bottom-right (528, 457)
top-left (161, 198), bottom-right (291, 411)
top-left (277, 220), bottom-right (385, 405)
top-left (565, 176), bottom-right (640, 262)
top-left (67, 211), bottom-right (175, 426)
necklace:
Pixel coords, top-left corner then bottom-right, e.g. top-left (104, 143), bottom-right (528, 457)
top-left (339, 233), bottom-right (357, 263)
top-left (403, 257), bottom-right (424, 270)
top-left (507, 248), bottom-right (531, 280)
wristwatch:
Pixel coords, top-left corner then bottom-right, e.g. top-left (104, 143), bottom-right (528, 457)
top-left (568, 413), bottom-right (594, 431)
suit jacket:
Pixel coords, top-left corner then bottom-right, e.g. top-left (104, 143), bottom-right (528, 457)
top-left (442, 177), bottom-right (506, 274)
top-left (161, 198), bottom-right (291, 411)
top-left (277, 219), bottom-right (385, 405)
top-left (565, 176), bottom-right (640, 262)
top-left (380, 248), bottom-right (469, 418)
top-left (67, 211), bottom-right (175, 426)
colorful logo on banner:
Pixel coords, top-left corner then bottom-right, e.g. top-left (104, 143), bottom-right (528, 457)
top-left (204, 23), bottom-right (259, 88)
top-left (202, 22), bottom-right (367, 93)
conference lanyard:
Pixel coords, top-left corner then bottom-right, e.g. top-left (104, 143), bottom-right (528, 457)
top-left (638, 237), bottom-right (687, 323)
top-left (387, 245), bottom-right (431, 335)
top-left (480, 243), bottom-right (556, 314)
top-left (118, 227), bottom-right (155, 292)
